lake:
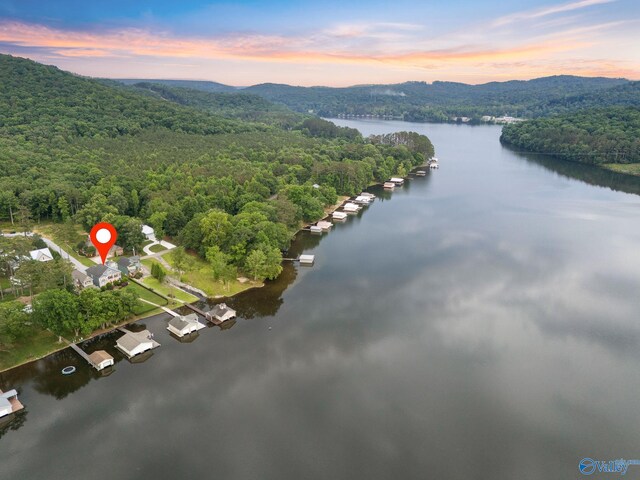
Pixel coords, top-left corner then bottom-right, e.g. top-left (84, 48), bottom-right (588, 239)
top-left (2, 119), bottom-right (640, 479)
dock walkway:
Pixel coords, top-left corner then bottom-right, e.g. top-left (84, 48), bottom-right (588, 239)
top-left (184, 304), bottom-right (221, 325)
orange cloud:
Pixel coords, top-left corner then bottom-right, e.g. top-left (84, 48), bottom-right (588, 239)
top-left (0, 20), bottom-right (587, 67)
top-left (0, 19), bottom-right (637, 84)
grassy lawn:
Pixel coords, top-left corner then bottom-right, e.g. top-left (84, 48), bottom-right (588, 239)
top-left (141, 276), bottom-right (198, 303)
top-left (603, 163), bottom-right (640, 177)
top-left (32, 222), bottom-right (95, 267)
top-left (164, 250), bottom-right (260, 297)
top-left (0, 325), bottom-right (64, 372)
top-left (122, 282), bottom-right (168, 314)
top-left (148, 243), bottom-right (167, 253)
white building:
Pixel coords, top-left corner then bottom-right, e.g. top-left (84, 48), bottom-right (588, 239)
top-left (210, 303), bottom-right (236, 322)
top-left (299, 254), bottom-right (315, 265)
top-left (88, 350), bottom-right (115, 370)
top-left (343, 203), bottom-right (360, 213)
top-left (317, 221), bottom-right (332, 231)
top-left (116, 329), bottom-right (160, 358)
top-left (29, 248), bottom-right (53, 262)
top-left (86, 263), bottom-right (122, 288)
top-left (332, 211), bottom-right (347, 221)
top-left (167, 313), bottom-right (205, 337)
top-left (141, 224), bottom-right (156, 241)
top-left (0, 389), bottom-right (23, 418)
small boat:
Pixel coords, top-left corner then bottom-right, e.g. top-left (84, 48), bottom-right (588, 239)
top-left (61, 366), bottom-right (76, 375)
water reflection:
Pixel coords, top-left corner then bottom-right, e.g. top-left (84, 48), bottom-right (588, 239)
top-left (3, 120), bottom-right (640, 480)
top-left (503, 144), bottom-right (640, 196)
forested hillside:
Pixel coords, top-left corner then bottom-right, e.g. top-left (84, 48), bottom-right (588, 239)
top-left (500, 107), bottom-right (640, 165)
top-left (0, 54), bottom-right (433, 277)
top-left (128, 82), bottom-right (306, 127)
top-left (112, 75), bottom-right (633, 122)
top-left (241, 76), bottom-right (631, 120)
top-left (117, 78), bottom-right (237, 93)
top-left (0, 56), bottom-right (247, 141)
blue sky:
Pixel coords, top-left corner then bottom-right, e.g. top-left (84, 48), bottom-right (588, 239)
top-left (0, 0), bottom-right (638, 85)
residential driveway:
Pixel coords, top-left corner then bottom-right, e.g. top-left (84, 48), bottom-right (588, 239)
top-left (142, 240), bottom-right (176, 256)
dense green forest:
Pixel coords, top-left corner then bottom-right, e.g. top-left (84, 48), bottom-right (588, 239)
top-left (125, 76), bottom-right (636, 122)
top-left (0, 54), bottom-right (433, 275)
top-left (127, 82), bottom-right (307, 128)
top-left (500, 107), bottom-right (640, 165)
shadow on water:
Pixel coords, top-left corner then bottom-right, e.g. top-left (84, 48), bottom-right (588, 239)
top-left (504, 144), bottom-right (640, 196)
top-left (0, 409), bottom-right (27, 440)
top-left (0, 328), bottom-right (140, 402)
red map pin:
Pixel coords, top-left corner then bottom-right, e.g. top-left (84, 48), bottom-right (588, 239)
top-left (90, 222), bottom-right (118, 265)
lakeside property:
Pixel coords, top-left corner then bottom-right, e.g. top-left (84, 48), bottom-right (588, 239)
top-left (0, 176), bottom-right (420, 373)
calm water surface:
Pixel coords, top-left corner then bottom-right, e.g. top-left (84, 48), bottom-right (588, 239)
top-left (2, 120), bottom-right (640, 480)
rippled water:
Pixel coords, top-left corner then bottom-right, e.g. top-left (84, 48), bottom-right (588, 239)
top-left (2, 119), bottom-right (640, 480)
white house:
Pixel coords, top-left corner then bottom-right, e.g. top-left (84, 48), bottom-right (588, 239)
top-left (210, 303), bottom-right (236, 322)
top-left (29, 247), bottom-right (53, 262)
top-left (167, 313), bottom-right (205, 337)
top-left (116, 329), bottom-right (160, 358)
top-left (88, 350), bottom-right (114, 370)
top-left (141, 224), bottom-right (156, 241)
top-left (86, 263), bottom-right (121, 287)
top-left (0, 389), bottom-right (23, 418)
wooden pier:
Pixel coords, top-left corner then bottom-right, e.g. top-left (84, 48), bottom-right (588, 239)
top-left (69, 343), bottom-right (97, 367)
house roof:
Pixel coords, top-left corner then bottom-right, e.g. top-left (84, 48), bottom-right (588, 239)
top-left (72, 269), bottom-right (90, 282)
top-left (88, 350), bottom-right (113, 364)
top-left (141, 225), bottom-right (154, 235)
top-left (117, 256), bottom-right (140, 267)
top-left (29, 247), bottom-right (53, 261)
top-left (211, 303), bottom-right (235, 316)
top-left (117, 330), bottom-right (153, 351)
top-left (0, 389), bottom-right (17, 399)
top-left (168, 317), bottom-right (190, 331)
top-left (86, 264), bottom-right (119, 279)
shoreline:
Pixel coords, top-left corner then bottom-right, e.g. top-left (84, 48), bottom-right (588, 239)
top-left (1, 173), bottom-right (426, 374)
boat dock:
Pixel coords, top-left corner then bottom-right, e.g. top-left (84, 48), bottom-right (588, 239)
top-left (184, 303), bottom-right (222, 325)
top-left (68, 343), bottom-right (114, 371)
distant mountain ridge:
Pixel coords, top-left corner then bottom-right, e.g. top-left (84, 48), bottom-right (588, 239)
top-left (116, 78), bottom-right (238, 93)
top-left (111, 75), bottom-right (633, 121)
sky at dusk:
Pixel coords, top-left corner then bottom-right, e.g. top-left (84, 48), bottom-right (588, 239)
top-left (0, 0), bottom-right (638, 86)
